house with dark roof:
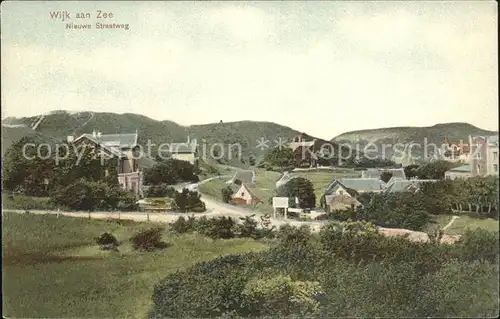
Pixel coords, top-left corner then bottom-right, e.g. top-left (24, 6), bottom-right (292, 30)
top-left (383, 179), bottom-right (438, 194)
top-left (444, 164), bottom-right (472, 180)
top-left (320, 178), bottom-right (384, 209)
top-left (71, 130), bottom-right (155, 197)
top-left (231, 183), bottom-right (263, 205)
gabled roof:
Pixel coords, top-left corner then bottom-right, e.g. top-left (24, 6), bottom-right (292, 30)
top-left (324, 181), bottom-right (358, 197)
top-left (338, 178), bottom-right (386, 192)
top-left (447, 164), bottom-right (471, 173)
top-left (73, 134), bottom-right (125, 157)
top-left (384, 179), bottom-right (438, 193)
top-left (276, 172), bottom-right (297, 188)
top-left (232, 183), bottom-right (262, 202)
top-left (75, 133), bottom-right (138, 149)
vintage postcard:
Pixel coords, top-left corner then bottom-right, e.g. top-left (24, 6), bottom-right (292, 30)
top-left (1, 1), bottom-right (499, 318)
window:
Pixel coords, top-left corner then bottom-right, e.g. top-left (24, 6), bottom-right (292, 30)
top-left (241, 192), bottom-right (244, 196)
top-left (339, 190), bottom-right (344, 195)
top-left (494, 164), bottom-right (498, 172)
top-left (494, 152), bottom-right (498, 160)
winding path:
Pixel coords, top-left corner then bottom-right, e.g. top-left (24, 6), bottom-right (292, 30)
top-left (441, 216), bottom-right (460, 231)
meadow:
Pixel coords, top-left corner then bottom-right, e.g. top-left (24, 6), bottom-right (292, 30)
top-left (2, 212), bottom-right (267, 318)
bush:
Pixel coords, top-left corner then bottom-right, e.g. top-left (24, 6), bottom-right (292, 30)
top-left (457, 228), bottom-right (499, 263)
top-left (130, 228), bottom-right (166, 251)
top-left (221, 186), bottom-right (234, 203)
top-left (95, 232), bottom-right (119, 251)
top-left (146, 184), bottom-right (176, 198)
top-left (170, 216), bottom-right (197, 234)
top-left (50, 179), bottom-right (138, 211)
top-left (237, 215), bottom-right (259, 239)
top-left (172, 188), bottom-right (206, 213)
top-left (241, 275), bottom-right (324, 316)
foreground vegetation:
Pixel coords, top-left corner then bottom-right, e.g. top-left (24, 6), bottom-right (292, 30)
top-left (2, 212), bottom-right (266, 318)
top-left (150, 221), bottom-right (500, 318)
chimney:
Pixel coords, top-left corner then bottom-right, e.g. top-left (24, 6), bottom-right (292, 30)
top-left (67, 135), bottom-right (74, 143)
top-left (92, 130), bottom-right (96, 137)
top-left (97, 131), bottom-right (102, 137)
top-left (186, 136), bottom-right (190, 144)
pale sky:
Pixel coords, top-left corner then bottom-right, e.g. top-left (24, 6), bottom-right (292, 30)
top-left (1, 1), bottom-right (498, 139)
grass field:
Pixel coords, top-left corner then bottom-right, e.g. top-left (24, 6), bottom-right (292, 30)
top-left (198, 168), bottom-right (361, 214)
top-left (2, 212), bottom-right (267, 318)
top-left (428, 214), bottom-right (499, 235)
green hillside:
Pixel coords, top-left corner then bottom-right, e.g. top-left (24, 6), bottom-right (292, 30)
top-left (1, 111), bottom-right (305, 165)
top-left (331, 122), bottom-right (498, 164)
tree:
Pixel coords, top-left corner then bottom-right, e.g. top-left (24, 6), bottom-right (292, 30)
top-left (380, 171), bottom-right (393, 183)
top-left (404, 165), bottom-right (420, 180)
top-left (277, 177), bottom-right (316, 209)
top-left (144, 159), bottom-right (200, 185)
top-left (221, 186), bottom-right (233, 203)
top-left (265, 148), bottom-right (295, 170)
top-left (173, 188), bottom-right (206, 212)
top-left (3, 136), bottom-right (55, 196)
top-left (416, 160), bottom-right (456, 180)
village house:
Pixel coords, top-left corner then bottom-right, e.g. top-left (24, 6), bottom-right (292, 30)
top-left (383, 178), bottom-right (438, 194)
top-left (231, 183), bottom-right (263, 205)
top-left (70, 130), bottom-right (155, 197)
top-left (320, 178), bottom-right (384, 209)
top-left (444, 164), bottom-right (472, 180)
top-left (166, 137), bottom-right (198, 165)
top-left (470, 135), bottom-right (499, 177)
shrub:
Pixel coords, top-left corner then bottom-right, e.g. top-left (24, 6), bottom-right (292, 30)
top-left (195, 216), bottom-right (236, 239)
top-left (241, 275), bottom-right (324, 316)
top-left (237, 215), bottom-right (259, 239)
top-left (50, 179), bottom-right (138, 211)
top-left (173, 188), bottom-right (206, 213)
top-left (146, 184), bottom-right (176, 198)
top-left (130, 227), bottom-right (165, 251)
top-left (457, 228), bottom-right (499, 263)
top-left (150, 253), bottom-right (260, 318)
top-left (221, 186), bottom-right (234, 203)
top-left (95, 232), bottom-right (119, 251)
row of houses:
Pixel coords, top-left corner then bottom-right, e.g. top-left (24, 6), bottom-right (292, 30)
top-left (275, 168), bottom-right (439, 212)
